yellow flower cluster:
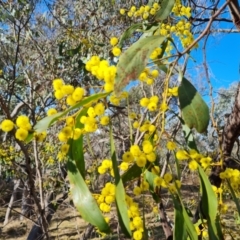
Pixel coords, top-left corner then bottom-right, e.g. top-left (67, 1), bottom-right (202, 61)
top-left (158, 20), bottom-right (194, 49)
top-left (53, 78), bottom-right (85, 106)
top-left (134, 120), bottom-right (156, 136)
top-left (85, 56), bottom-right (117, 92)
top-left (109, 91), bottom-right (128, 106)
top-left (166, 141), bottom-right (176, 150)
top-left (0, 116), bottom-right (34, 142)
top-left (0, 145), bottom-right (15, 162)
top-left (144, 0), bottom-right (193, 50)
top-left (110, 37), bottom-right (122, 57)
top-left (58, 125), bottom-right (82, 142)
top-left (15, 115), bottom-right (32, 141)
top-left (172, 0), bottom-right (191, 18)
top-left (120, 2), bottom-right (160, 20)
top-left (57, 143), bottom-right (70, 162)
top-left (121, 141), bottom-right (156, 169)
top-left (95, 182), bottom-right (116, 213)
top-left (47, 108), bottom-right (58, 116)
top-left (125, 195), bottom-right (144, 240)
top-left (167, 87), bottom-right (178, 97)
top-left (140, 95), bottom-right (159, 111)
top-left (56, 114), bottom-right (84, 161)
top-left (138, 68), bottom-right (159, 85)
top-left (212, 186), bottom-right (228, 214)
top-left (153, 172), bottom-right (181, 194)
top-left (220, 168), bottom-right (240, 190)
top-left (34, 131), bottom-right (47, 142)
top-left (98, 159), bottom-right (113, 176)
top-left (176, 149), bottom-right (212, 170)
top-left (149, 47), bottom-right (162, 60)
top-left (80, 103), bottom-right (109, 132)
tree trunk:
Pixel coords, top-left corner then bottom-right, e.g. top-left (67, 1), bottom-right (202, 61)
top-left (21, 180), bottom-right (34, 220)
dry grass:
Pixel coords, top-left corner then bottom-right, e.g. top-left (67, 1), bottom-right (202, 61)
top-left (1, 172), bottom-right (240, 239)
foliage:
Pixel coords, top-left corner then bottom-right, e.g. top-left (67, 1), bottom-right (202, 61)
top-left (0, 0), bottom-right (240, 239)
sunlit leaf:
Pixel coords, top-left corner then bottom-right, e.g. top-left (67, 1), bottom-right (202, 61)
top-left (154, 0), bottom-right (175, 21)
top-left (67, 159), bottom-right (110, 233)
top-left (110, 126), bottom-right (132, 237)
top-left (172, 197), bottom-right (187, 240)
top-left (144, 170), bottom-right (160, 202)
top-left (68, 108), bottom-right (87, 178)
top-left (198, 166), bottom-right (223, 239)
top-left (34, 112), bottom-right (64, 133)
top-left (172, 195), bottom-right (197, 240)
top-left (115, 35), bottom-right (166, 94)
top-left (178, 78), bottom-right (210, 133)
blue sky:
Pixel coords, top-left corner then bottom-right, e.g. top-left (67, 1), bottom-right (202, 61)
top-left (190, 32), bottom-right (240, 90)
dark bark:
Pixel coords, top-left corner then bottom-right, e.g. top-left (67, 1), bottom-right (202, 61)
top-left (159, 201), bottom-right (173, 240)
top-left (209, 83), bottom-right (240, 187)
top-left (21, 180), bottom-right (34, 220)
top-left (228, 0), bottom-right (240, 30)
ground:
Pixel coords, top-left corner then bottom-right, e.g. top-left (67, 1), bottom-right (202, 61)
top-left (0, 172), bottom-right (240, 239)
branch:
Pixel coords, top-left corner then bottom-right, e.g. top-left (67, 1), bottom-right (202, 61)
top-left (159, 201), bottom-right (173, 240)
top-left (180, 0), bottom-right (231, 56)
top-left (193, 17), bottom-right (233, 23)
top-left (228, 0), bottom-right (240, 30)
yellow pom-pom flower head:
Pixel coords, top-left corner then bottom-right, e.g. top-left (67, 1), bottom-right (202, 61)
top-left (110, 37), bottom-right (118, 46)
top-left (112, 46), bottom-right (121, 57)
top-left (53, 78), bottom-right (64, 91)
top-left (47, 108), bottom-right (57, 116)
top-left (1, 119), bottom-right (14, 132)
top-left (16, 115), bottom-right (31, 131)
top-left (15, 128), bottom-right (28, 141)
top-left (72, 87), bottom-right (84, 102)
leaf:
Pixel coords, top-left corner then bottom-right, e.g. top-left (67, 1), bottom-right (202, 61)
top-left (25, 132), bottom-right (34, 143)
top-left (144, 170), bottom-right (160, 202)
top-left (110, 126), bottom-right (132, 237)
top-left (182, 124), bottom-right (198, 151)
top-left (118, 23), bottom-right (142, 48)
top-left (67, 159), bottom-right (110, 233)
top-left (154, 0), bottom-right (175, 21)
top-left (34, 112), bottom-right (64, 133)
top-left (115, 35), bottom-right (166, 94)
top-left (67, 92), bottom-right (110, 113)
top-left (172, 197), bottom-right (187, 240)
top-left (34, 92), bottom-right (110, 133)
top-left (198, 166), bottom-right (223, 239)
top-left (182, 204), bottom-right (198, 240)
top-left (121, 163), bottom-right (142, 185)
top-left (68, 108), bottom-right (87, 178)
top-left (172, 195), bottom-right (197, 240)
top-left (178, 78), bottom-right (210, 133)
